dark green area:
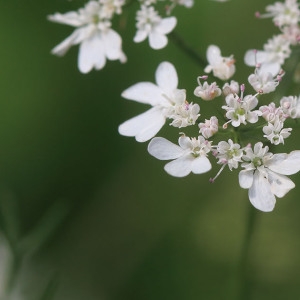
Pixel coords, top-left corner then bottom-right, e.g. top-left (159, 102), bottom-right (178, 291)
top-left (1, 0), bottom-right (300, 299)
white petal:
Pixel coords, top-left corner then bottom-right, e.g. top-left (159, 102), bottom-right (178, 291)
top-left (191, 156), bottom-right (211, 174)
top-left (259, 62), bottom-right (281, 76)
top-left (133, 29), bottom-right (148, 43)
top-left (121, 82), bottom-right (166, 106)
top-left (118, 107), bottom-right (165, 142)
top-left (149, 32), bottom-right (168, 50)
top-left (155, 17), bottom-right (177, 35)
top-left (267, 170), bottom-right (295, 198)
top-left (155, 62), bottom-right (178, 96)
top-left (249, 171), bottom-right (276, 212)
top-left (51, 27), bottom-right (87, 56)
top-left (239, 170), bottom-right (254, 189)
top-left (266, 151), bottom-right (300, 175)
top-left (103, 29), bottom-right (123, 60)
top-left (148, 137), bottom-right (184, 160)
top-left (48, 12), bottom-right (83, 27)
top-left (207, 45), bottom-right (222, 65)
top-left (78, 33), bottom-right (105, 73)
top-left (244, 50), bottom-right (267, 66)
top-left (164, 155), bottom-right (194, 177)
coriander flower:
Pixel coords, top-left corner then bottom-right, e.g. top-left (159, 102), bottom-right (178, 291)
top-left (244, 35), bottom-right (291, 75)
top-left (199, 116), bottom-right (219, 139)
top-left (263, 118), bottom-right (292, 145)
top-left (204, 45), bottom-right (235, 80)
top-left (248, 69), bottom-right (281, 94)
top-left (239, 142), bottom-right (300, 212)
top-left (118, 61), bottom-right (189, 142)
top-left (222, 92), bottom-right (261, 127)
top-left (280, 95), bottom-right (300, 118)
top-left (194, 76), bottom-right (221, 101)
top-left (48, 1), bottom-right (126, 73)
top-left (134, 5), bottom-right (177, 49)
top-left (148, 135), bottom-right (212, 177)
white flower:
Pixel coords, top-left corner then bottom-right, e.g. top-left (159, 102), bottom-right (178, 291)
top-left (264, 0), bottom-right (300, 27)
top-left (118, 61), bottom-right (186, 142)
top-left (259, 102), bottom-right (286, 122)
top-left (134, 5), bottom-right (177, 49)
top-left (239, 142), bottom-right (300, 212)
top-left (204, 45), bottom-right (235, 80)
top-left (248, 69), bottom-right (280, 94)
top-left (148, 135), bottom-right (212, 177)
top-left (244, 35), bottom-right (291, 75)
top-left (216, 139), bottom-right (243, 170)
top-left (169, 101), bottom-right (200, 128)
top-left (263, 118), bottom-right (292, 145)
top-left (222, 93), bottom-right (261, 127)
top-left (222, 80), bottom-right (239, 96)
top-left (199, 116), bottom-right (219, 139)
top-left (280, 95), bottom-right (300, 118)
top-left (194, 78), bottom-right (221, 100)
top-left (48, 1), bottom-right (126, 73)
top-left (99, 0), bottom-right (126, 17)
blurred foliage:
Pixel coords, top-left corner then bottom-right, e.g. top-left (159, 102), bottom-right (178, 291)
top-left (1, 0), bottom-right (300, 299)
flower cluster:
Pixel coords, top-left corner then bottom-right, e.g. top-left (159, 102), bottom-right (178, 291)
top-left (48, 0), bottom-right (194, 73)
top-left (119, 0), bottom-right (300, 212)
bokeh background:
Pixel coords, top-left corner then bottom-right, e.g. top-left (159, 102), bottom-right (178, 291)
top-left (1, 0), bottom-right (300, 299)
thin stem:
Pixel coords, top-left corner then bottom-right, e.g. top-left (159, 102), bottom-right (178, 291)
top-left (237, 203), bottom-right (258, 300)
top-left (169, 31), bottom-right (207, 69)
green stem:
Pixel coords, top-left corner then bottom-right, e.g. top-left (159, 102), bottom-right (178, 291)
top-left (169, 31), bottom-right (207, 69)
top-left (237, 203), bottom-right (258, 300)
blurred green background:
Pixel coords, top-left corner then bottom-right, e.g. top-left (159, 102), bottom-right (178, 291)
top-left (1, 0), bottom-right (300, 299)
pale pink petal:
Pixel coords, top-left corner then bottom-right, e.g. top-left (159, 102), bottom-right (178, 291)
top-left (121, 82), bottom-right (166, 106)
top-left (118, 107), bottom-right (165, 142)
top-left (266, 150), bottom-right (300, 175)
top-left (148, 137), bottom-right (184, 160)
top-left (249, 171), bottom-right (276, 212)
top-left (78, 33), bottom-right (105, 73)
top-left (259, 62), bottom-right (281, 76)
top-left (155, 62), bottom-right (178, 96)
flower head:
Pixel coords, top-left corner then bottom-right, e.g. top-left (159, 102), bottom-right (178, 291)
top-left (148, 135), bottom-right (212, 177)
top-left (134, 5), bottom-right (177, 49)
top-left (48, 0), bottom-right (127, 73)
top-left (204, 45), bottom-right (235, 80)
top-left (239, 142), bottom-right (300, 211)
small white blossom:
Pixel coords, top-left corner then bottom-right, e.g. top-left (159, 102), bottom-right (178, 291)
top-left (248, 69), bottom-right (281, 94)
top-left (134, 5), bottom-right (177, 49)
top-left (99, 0), bottom-right (125, 17)
top-left (148, 135), bottom-right (212, 177)
top-left (194, 77), bottom-right (221, 100)
top-left (263, 0), bottom-right (300, 27)
top-left (119, 61), bottom-right (187, 142)
top-left (48, 0), bottom-right (126, 73)
top-left (239, 142), bottom-right (300, 212)
top-left (199, 116), bottom-right (219, 139)
top-left (259, 102), bottom-right (286, 122)
top-left (222, 92), bottom-right (261, 127)
top-left (263, 118), bottom-right (292, 145)
top-left (204, 45), bottom-right (235, 80)
top-left (280, 95), bottom-right (300, 118)
top-left (222, 80), bottom-right (240, 96)
top-left (169, 101), bottom-right (200, 128)
top-left (244, 35), bottom-right (291, 75)
top-left (216, 139), bottom-right (243, 170)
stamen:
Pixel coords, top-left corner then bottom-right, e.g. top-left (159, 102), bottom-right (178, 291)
top-left (209, 164), bottom-right (227, 183)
